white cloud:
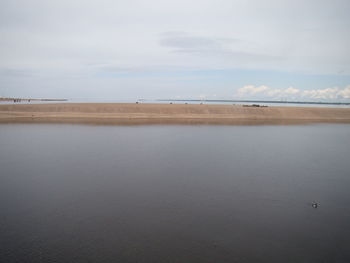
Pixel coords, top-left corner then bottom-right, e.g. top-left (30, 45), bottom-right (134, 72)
top-left (237, 85), bottom-right (350, 100)
top-left (237, 85), bottom-right (269, 95)
top-left (0, 0), bottom-right (350, 98)
top-left (337, 86), bottom-right (350, 98)
top-left (1, 0), bottom-right (350, 75)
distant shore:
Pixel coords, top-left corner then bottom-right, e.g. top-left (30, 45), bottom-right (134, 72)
top-left (0, 97), bottom-right (67, 103)
top-left (1, 103), bottom-right (350, 125)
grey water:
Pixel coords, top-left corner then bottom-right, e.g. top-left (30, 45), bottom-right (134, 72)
top-left (1, 124), bottom-right (350, 263)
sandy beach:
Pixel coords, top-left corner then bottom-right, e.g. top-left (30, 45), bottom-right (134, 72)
top-left (1, 103), bottom-right (350, 125)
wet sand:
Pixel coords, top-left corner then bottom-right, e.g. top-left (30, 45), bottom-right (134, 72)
top-left (0, 103), bottom-right (350, 125)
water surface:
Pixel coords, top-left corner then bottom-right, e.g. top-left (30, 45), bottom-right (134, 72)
top-left (1, 124), bottom-right (350, 262)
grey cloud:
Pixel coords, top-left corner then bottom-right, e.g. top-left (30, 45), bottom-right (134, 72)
top-left (0, 68), bottom-right (34, 77)
top-left (92, 64), bottom-right (155, 75)
top-left (90, 62), bottom-right (198, 75)
top-left (159, 32), bottom-right (282, 62)
top-left (1, 0), bottom-right (350, 99)
top-left (160, 32), bottom-right (237, 51)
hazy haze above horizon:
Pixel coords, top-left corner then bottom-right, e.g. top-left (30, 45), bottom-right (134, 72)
top-left (1, 0), bottom-right (350, 101)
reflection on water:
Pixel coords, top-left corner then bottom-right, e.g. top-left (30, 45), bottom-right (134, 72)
top-left (0, 124), bottom-right (350, 263)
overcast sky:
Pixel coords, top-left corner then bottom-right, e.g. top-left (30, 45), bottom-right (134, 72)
top-left (1, 0), bottom-right (350, 101)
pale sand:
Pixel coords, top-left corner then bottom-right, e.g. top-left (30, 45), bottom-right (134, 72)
top-left (1, 103), bottom-right (350, 125)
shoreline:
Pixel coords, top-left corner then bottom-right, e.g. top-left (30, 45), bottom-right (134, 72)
top-left (0, 97), bottom-right (67, 103)
top-left (1, 102), bottom-right (350, 125)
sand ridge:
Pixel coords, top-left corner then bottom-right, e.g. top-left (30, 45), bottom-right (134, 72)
top-left (0, 103), bottom-right (350, 125)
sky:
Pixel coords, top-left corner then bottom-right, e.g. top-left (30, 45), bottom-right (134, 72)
top-left (1, 0), bottom-right (350, 101)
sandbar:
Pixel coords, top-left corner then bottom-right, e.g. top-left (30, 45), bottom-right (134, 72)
top-left (1, 103), bottom-right (350, 125)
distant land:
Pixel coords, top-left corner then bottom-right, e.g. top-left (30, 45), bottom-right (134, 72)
top-left (155, 99), bottom-right (350, 106)
top-left (0, 97), bottom-right (68, 102)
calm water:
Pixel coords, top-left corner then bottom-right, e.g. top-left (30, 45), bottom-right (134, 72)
top-left (1, 124), bottom-right (350, 263)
